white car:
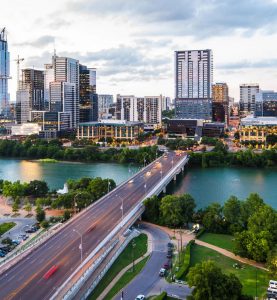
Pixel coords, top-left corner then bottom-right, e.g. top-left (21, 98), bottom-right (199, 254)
top-left (135, 295), bottom-right (145, 300)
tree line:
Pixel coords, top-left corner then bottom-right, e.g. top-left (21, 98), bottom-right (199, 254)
top-left (143, 192), bottom-right (277, 277)
top-left (0, 138), bottom-right (159, 164)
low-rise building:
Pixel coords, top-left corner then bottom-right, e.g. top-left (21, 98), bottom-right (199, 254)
top-left (239, 116), bottom-right (277, 143)
top-left (11, 123), bottom-right (41, 136)
top-left (77, 119), bottom-right (143, 141)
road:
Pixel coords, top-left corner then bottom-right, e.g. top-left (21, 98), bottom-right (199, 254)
top-left (0, 151), bottom-right (187, 300)
top-left (0, 218), bottom-right (36, 241)
top-left (114, 223), bottom-right (191, 300)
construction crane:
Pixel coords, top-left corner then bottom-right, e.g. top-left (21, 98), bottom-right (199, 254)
top-left (14, 55), bottom-right (24, 90)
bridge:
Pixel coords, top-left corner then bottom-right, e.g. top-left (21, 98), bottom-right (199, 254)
top-left (0, 151), bottom-right (189, 300)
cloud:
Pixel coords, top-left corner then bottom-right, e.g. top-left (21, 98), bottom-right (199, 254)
top-left (67, 0), bottom-right (277, 38)
top-left (26, 46), bottom-right (172, 80)
top-left (217, 58), bottom-right (277, 70)
top-left (15, 35), bottom-right (56, 47)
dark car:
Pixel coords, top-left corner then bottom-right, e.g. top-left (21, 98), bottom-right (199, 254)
top-left (167, 242), bottom-right (174, 248)
top-left (166, 252), bottom-right (173, 258)
top-left (163, 260), bottom-right (172, 270)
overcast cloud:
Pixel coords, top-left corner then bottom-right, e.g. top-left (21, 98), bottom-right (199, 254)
top-left (1, 0), bottom-right (277, 100)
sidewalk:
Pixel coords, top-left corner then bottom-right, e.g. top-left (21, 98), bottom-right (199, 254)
top-left (97, 231), bottom-right (153, 300)
top-left (143, 222), bottom-right (267, 271)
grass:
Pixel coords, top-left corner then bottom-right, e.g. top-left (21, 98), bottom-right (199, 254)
top-left (104, 256), bottom-right (149, 300)
top-left (0, 222), bottom-right (16, 236)
top-left (38, 158), bottom-right (58, 163)
top-left (198, 232), bottom-right (235, 252)
top-left (88, 233), bottom-right (148, 300)
top-left (189, 244), bottom-right (269, 298)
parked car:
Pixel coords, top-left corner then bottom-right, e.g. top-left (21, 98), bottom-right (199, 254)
top-left (159, 268), bottom-right (166, 277)
top-left (167, 242), bottom-right (174, 248)
top-left (12, 240), bottom-right (20, 245)
top-left (163, 261), bottom-right (171, 270)
top-left (0, 251), bottom-right (6, 258)
top-left (135, 295), bottom-right (145, 300)
top-left (166, 252), bottom-right (173, 258)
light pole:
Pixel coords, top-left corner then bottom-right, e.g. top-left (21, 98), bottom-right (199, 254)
top-left (73, 229), bottom-right (83, 268)
top-left (117, 194), bottom-right (124, 223)
top-left (132, 239), bottom-right (136, 272)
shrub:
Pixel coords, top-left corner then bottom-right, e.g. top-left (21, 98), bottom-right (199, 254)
top-left (153, 292), bottom-right (167, 300)
top-left (175, 240), bottom-right (195, 279)
top-left (40, 220), bottom-right (49, 228)
top-left (195, 228), bottom-right (205, 238)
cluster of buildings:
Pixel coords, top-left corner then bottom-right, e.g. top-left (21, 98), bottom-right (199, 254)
top-left (1, 27), bottom-right (277, 144)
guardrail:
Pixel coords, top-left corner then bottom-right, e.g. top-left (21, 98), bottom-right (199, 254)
top-left (55, 155), bottom-right (189, 299)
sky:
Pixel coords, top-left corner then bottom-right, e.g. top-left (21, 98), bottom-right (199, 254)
top-left (2, 0), bottom-right (277, 102)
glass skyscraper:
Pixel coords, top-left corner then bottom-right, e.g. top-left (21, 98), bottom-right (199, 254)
top-left (175, 49), bottom-right (213, 120)
top-left (0, 28), bottom-right (10, 116)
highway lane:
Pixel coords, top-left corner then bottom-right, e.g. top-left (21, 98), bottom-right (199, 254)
top-left (0, 151), bottom-right (186, 300)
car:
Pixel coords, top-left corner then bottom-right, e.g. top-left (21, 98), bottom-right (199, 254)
top-left (135, 295), bottom-right (145, 300)
top-left (166, 252), bottom-right (173, 258)
top-left (12, 240), bottom-right (20, 245)
top-left (128, 179), bottom-right (134, 184)
top-left (164, 261), bottom-right (171, 270)
top-left (159, 268), bottom-right (166, 277)
top-left (18, 234), bottom-right (29, 241)
top-left (146, 171), bottom-right (151, 176)
top-left (167, 242), bottom-right (174, 248)
top-left (0, 251), bottom-right (5, 258)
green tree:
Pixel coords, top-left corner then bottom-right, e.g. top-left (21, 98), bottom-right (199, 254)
top-left (63, 210), bottom-right (71, 221)
top-left (267, 246), bottom-right (277, 278)
top-left (187, 260), bottom-right (243, 300)
top-left (202, 203), bottom-right (226, 233)
top-left (12, 200), bottom-right (19, 213)
top-left (179, 194), bottom-right (196, 227)
top-left (24, 201), bottom-right (32, 214)
top-left (26, 180), bottom-right (49, 197)
top-left (36, 205), bottom-right (46, 223)
top-left (143, 196), bottom-right (160, 224)
top-left (160, 195), bottom-right (183, 227)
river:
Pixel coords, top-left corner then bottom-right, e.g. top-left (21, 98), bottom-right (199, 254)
top-left (0, 158), bottom-right (276, 209)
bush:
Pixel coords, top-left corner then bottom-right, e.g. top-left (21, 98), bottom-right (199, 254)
top-left (175, 240), bottom-right (195, 279)
top-left (40, 220), bottom-right (49, 228)
top-left (153, 292), bottom-right (167, 300)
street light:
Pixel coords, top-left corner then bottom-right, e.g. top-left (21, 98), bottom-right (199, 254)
top-left (117, 194), bottom-right (124, 223)
top-left (73, 229), bottom-right (83, 268)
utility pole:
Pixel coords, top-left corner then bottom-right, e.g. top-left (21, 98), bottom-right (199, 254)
top-left (14, 55), bottom-right (24, 90)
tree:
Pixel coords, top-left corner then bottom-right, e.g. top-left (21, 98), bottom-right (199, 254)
top-left (267, 246), bottom-right (277, 278)
top-left (26, 180), bottom-right (49, 197)
top-left (36, 205), bottom-right (46, 223)
top-left (24, 201), bottom-right (32, 215)
top-left (159, 194), bottom-right (196, 228)
top-left (63, 210), bottom-right (71, 221)
top-left (143, 196), bottom-right (160, 224)
top-left (12, 201), bottom-right (19, 214)
top-left (202, 203), bottom-right (227, 233)
top-left (223, 196), bottom-right (243, 233)
top-left (187, 260), bottom-right (243, 300)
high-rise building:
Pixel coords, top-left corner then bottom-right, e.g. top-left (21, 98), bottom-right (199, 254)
top-left (255, 91), bottom-right (277, 117)
top-left (16, 90), bottom-right (30, 124)
top-left (49, 56), bottom-right (79, 128)
top-left (116, 95), bottom-right (162, 125)
top-left (0, 28), bottom-right (10, 116)
top-left (175, 49), bottom-right (213, 120)
top-left (21, 68), bottom-right (44, 110)
top-left (79, 64), bottom-right (98, 123)
top-left (44, 63), bottom-right (54, 110)
top-left (162, 96), bottom-right (171, 111)
top-left (239, 84), bottom-right (259, 116)
top-left (98, 94), bottom-right (113, 118)
top-left (212, 82), bottom-right (229, 124)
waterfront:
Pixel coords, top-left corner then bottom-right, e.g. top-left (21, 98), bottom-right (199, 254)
top-left (0, 159), bottom-right (276, 209)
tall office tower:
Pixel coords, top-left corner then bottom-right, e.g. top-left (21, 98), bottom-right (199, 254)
top-left (255, 91), bottom-right (277, 117)
top-left (21, 68), bottom-right (44, 110)
top-left (44, 63), bottom-right (54, 110)
top-left (162, 96), bottom-right (171, 111)
top-left (79, 64), bottom-right (98, 122)
top-left (98, 94), bottom-right (113, 118)
top-left (0, 28), bottom-right (10, 116)
top-left (239, 84), bottom-right (259, 116)
top-left (212, 82), bottom-right (229, 124)
top-left (50, 56), bottom-right (79, 128)
top-left (116, 95), bottom-right (162, 125)
top-left (175, 49), bottom-right (213, 120)
top-left (16, 90), bottom-right (30, 124)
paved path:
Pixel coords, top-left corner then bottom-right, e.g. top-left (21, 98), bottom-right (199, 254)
top-left (113, 224), bottom-right (191, 300)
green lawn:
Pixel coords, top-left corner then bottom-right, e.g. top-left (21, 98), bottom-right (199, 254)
top-left (189, 244), bottom-right (269, 298)
top-left (0, 222), bottom-right (16, 236)
top-left (88, 233), bottom-right (148, 300)
top-left (104, 256), bottom-right (149, 300)
top-left (198, 232), bottom-right (235, 252)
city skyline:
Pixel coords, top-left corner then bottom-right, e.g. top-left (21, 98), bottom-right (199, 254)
top-left (2, 0), bottom-right (277, 102)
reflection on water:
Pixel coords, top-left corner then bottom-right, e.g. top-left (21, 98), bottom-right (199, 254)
top-left (19, 161), bottom-right (42, 183)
